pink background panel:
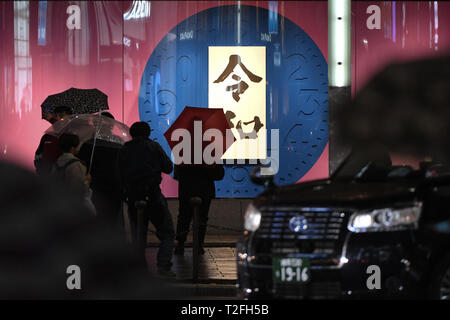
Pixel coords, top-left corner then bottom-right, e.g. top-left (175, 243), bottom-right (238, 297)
top-left (2, 1), bottom-right (450, 197)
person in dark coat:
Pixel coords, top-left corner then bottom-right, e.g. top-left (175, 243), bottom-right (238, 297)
top-left (173, 163), bottom-right (225, 255)
top-left (34, 106), bottom-right (72, 176)
top-left (77, 112), bottom-right (123, 228)
top-left (117, 121), bottom-right (175, 276)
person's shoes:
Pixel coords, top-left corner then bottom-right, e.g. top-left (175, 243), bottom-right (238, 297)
top-left (156, 268), bottom-right (176, 279)
top-left (174, 242), bottom-right (185, 255)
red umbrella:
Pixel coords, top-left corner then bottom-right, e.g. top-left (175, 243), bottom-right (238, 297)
top-left (164, 106), bottom-right (235, 165)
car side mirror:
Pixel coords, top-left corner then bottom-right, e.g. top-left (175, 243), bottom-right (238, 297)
top-left (250, 166), bottom-right (275, 189)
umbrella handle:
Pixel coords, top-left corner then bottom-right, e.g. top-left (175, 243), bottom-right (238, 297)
top-left (88, 112), bottom-right (103, 175)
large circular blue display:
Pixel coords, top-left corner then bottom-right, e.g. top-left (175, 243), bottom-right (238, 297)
top-left (139, 5), bottom-right (328, 198)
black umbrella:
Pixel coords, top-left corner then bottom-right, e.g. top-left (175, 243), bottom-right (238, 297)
top-left (41, 87), bottom-right (109, 118)
top-left (337, 54), bottom-right (450, 160)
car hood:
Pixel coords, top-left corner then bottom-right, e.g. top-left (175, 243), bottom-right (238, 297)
top-left (256, 178), bottom-right (420, 208)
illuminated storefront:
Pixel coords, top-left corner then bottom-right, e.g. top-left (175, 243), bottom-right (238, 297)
top-left (1, 1), bottom-right (449, 198)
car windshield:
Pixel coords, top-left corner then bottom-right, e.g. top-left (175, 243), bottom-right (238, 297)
top-left (331, 153), bottom-right (384, 181)
top-left (331, 148), bottom-right (432, 181)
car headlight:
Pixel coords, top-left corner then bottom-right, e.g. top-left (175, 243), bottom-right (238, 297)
top-left (244, 204), bottom-right (262, 232)
top-left (348, 202), bottom-right (422, 233)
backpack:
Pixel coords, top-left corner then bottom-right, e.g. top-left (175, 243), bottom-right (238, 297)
top-left (53, 158), bottom-right (81, 183)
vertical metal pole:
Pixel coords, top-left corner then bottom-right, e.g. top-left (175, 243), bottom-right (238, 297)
top-left (328, 0), bottom-right (351, 87)
top-left (135, 200), bottom-right (147, 256)
top-left (190, 197), bottom-right (202, 283)
top-left (328, 0), bottom-right (352, 175)
top-left (119, 201), bottom-right (126, 241)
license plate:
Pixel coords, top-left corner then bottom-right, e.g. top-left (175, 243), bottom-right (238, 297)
top-left (273, 257), bottom-right (311, 283)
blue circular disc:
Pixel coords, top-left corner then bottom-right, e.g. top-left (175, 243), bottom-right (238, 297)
top-left (139, 5), bottom-right (328, 198)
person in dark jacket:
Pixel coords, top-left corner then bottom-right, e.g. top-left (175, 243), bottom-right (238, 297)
top-left (34, 106), bottom-right (72, 176)
top-left (117, 121), bottom-right (175, 276)
top-left (173, 163), bottom-right (225, 255)
top-left (77, 112), bottom-right (123, 228)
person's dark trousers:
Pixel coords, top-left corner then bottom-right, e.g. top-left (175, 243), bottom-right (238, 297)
top-left (127, 189), bottom-right (175, 271)
top-left (176, 195), bottom-right (212, 245)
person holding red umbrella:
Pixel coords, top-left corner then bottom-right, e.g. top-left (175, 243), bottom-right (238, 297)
top-left (163, 106), bottom-right (230, 255)
top-left (173, 163), bottom-right (224, 255)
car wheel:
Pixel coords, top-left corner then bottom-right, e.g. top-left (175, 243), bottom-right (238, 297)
top-left (429, 253), bottom-right (450, 300)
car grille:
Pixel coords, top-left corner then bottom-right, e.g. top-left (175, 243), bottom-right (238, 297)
top-left (257, 209), bottom-right (346, 240)
top-left (251, 208), bottom-right (349, 266)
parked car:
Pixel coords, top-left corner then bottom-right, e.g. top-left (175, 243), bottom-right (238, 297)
top-left (236, 152), bottom-right (450, 299)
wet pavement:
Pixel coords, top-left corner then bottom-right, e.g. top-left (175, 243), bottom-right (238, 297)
top-left (146, 246), bottom-right (237, 282)
top-left (144, 235), bottom-right (240, 299)
top-left (121, 210), bottom-right (242, 299)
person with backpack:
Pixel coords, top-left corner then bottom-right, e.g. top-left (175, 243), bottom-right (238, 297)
top-left (53, 133), bottom-right (95, 215)
top-left (117, 121), bottom-right (175, 277)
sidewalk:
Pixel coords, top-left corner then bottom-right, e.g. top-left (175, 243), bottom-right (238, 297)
top-left (147, 233), bottom-right (240, 247)
top-left (146, 234), bottom-right (239, 281)
top-left (122, 211), bottom-right (242, 298)
top-left (145, 235), bottom-right (240, 299)
top-left (146, 246), bottom-right (237, 282)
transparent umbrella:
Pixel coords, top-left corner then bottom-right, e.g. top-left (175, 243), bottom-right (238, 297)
top-left (45, 113), bottom-right (131, 172)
